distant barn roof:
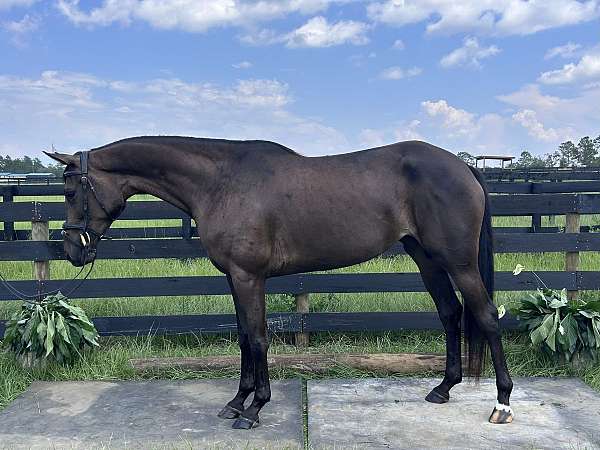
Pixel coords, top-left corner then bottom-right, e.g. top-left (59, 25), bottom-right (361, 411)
top-left (475, 155), bottom-right (515, 161)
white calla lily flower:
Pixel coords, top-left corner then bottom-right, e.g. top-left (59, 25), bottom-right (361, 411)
top-left (513, 264), bottom-right (525, 276)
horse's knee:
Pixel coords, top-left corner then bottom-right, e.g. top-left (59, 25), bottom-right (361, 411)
top-left (238, 331), bottom-right (249, 346)
top-left (248, 336), bottom-right (269, 356)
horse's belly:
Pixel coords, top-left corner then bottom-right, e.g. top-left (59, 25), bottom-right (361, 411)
top-left (273, 215), bottom-right (408, 275)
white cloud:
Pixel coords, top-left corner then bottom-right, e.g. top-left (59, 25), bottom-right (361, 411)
top-left (358, 128), bottom-right (388, 148)
top-left (359, 103), bottom-right (516, 155)
top-left (284, 16), bottom-right (369, 47)
top-left (584, 80), bottom-right (600, 89)
top-left (359, 119), bottom-right (423, 147)
top-left (348, 51), bottom-right (376, 67)
top-left (392, 39), bottom-right (404, 50)
top-left (512, 109), bottom-right (562, 141)
top-left (239, 28), bottom-right (280, 45)
top-left (232, 61), bottom-right (252, 69)
top-left (367, 0), bottom-right (600, 36)
top-left (379, 66), bottom-right (422, 80)
top-left (395, 119), bottom-right (423, 140)
top-left (538, 51), bottom-right (600, 84)
top-left (498, 83), bottom-right (597, 143)
top-left (3, 14), bottom-right (39, 47)
top-left (0, 0), bottom-right (36, 10)
top-left (362, 83), bottom-right (599, 157)
top-left (241, 15), bottom-right (370, 48)
top-left (416, 100), bottom-right (520, 153)
top-left (0, 70), bottom-right (350, 157)
top-left (496, 84), bottom-right (564, 111)
top-left (421, 100), bottom-right (477, 135)
top-left (56, 0), bottom-right (135, 26)
top-left (56, 0), bottom-right (345, 32)
top-left (440, 37), bottom-right (500, 69)
top-left (544, 41), bottom-right (582, 60)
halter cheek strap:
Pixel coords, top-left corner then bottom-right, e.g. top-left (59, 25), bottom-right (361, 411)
top-left (62, 151), bottom-right (123, 246)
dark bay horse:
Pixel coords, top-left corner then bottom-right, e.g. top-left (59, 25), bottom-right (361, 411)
top-left (46, 136), bottom-right (513, 428)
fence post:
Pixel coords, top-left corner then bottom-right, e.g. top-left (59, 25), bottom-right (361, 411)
top-left (2, 187), bottom-right (16, 241)
top-left (566, 212), bottom-right (580, 301)
top-left (31, 202), bottom-right (49, 296)
top-left (531, 213), bottom-right (541, 232)
top-left (182, 218), bottom-right (193, 239)
top-left (295, 293), bottom-right (310, 347)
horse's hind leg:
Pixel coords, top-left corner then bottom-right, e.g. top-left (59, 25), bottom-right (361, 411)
top-left (450, 268), bottom-right (514, 424)
top-left (403, 237), bottom-right (463, 403)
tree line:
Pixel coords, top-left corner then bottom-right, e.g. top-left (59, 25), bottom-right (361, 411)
top-left (0, 155), bottom-right (63, 176)
top-left (458, 135), bottom-right (600, 168)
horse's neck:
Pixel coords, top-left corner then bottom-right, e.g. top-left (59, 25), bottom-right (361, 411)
top-left (96, 142), bottom-right (217, 215)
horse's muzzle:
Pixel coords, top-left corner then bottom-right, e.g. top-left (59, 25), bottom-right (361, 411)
top-left (63, 232), bottom-right (97, 267)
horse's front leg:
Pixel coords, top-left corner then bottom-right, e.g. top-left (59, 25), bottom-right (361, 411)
top-left (226, 268), bottom-right (270, 429)
top-left (217, 277), bottom-right (255, 419)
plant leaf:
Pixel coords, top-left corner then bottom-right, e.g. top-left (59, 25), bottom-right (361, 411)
top-left (45, 312), bottom-right (56, 357)
top-left (530, 314), bottom-right (554, 345)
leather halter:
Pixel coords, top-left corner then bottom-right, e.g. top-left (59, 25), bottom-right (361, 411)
top-left (62, 151), bottom-right (121, 246)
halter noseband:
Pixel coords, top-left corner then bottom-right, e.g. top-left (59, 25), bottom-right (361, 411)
top-left (62, 151), bottom-right (120, 247)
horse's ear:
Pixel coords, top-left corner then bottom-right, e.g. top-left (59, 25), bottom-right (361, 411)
top-left (43, 151), bottom-right (76, 166)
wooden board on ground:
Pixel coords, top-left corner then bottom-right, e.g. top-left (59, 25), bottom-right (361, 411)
top-left (130, 352), bottom-right (448, 374)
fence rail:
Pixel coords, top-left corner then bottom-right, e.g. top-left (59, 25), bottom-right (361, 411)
top-left (1, 233), bottom-right (600, 261)
top-left (2, 175), bottom-right (600, 340)
top-left (5, 165), bottom-right (600, 185)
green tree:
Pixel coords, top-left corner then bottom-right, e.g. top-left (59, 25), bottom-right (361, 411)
top-left (576, 136), bottom-right (597, 166)
top-left (556, 141), bottom-right (579, 167)
top-left (543, 151), bottom-right (560, 167)
top-left (511, 151), bottom-right (547, 168)
top-left (456, 151), bottom-right (476, 165)
top-left (592, 135), bottom-right (600, 165)
top-left (0, 154), bottom-right (62, 176)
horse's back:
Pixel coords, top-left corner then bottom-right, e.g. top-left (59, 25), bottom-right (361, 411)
top-left (204, 139), bottom-right (484, 276)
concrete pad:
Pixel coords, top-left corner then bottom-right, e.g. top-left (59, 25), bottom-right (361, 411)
top-left (0, 379), bottom-right (302, 450)
top-left (308, 377), bottom-right (600, 449)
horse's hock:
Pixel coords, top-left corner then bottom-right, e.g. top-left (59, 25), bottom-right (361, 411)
top-left (0, 377), bottom-right (599, 449)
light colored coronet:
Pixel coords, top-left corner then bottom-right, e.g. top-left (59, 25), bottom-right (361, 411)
top-left (495, 402), bottom-right (514, 416)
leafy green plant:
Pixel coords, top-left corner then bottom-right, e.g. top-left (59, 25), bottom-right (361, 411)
top-left (2, 292), bottom-right (99, 367)
top-left (512, 265), bottom-right (600, 363)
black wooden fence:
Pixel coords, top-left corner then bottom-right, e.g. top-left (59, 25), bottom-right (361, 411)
top-left (1, 172), bottom-right (600, 339)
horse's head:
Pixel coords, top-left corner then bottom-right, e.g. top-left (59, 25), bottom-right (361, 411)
top-left (44, 150), bottom-right (125, 267)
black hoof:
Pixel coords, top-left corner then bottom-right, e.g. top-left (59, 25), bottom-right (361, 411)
top-left (489, 406), bottom-right (514, 424)
top-left (232, 416), bottom-right (259, 430)
top-left (217, 405), bottom-right (242, 419)
top-left (425, 388), bottom-right (449, 404)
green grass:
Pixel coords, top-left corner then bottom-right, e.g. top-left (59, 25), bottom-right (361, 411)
top-left (1, 207), bottom-right (600, 412)
top-left (1, 331), bottom-right (598, 411)
top-left (2, 250), bottom-right (600, 320)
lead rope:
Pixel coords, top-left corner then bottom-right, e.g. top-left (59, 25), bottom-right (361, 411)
top-left (0, 261), bottom-right (95, 305)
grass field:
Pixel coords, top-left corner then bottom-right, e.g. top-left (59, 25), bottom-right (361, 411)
top-left (1, 195), bottom-right (600, 411)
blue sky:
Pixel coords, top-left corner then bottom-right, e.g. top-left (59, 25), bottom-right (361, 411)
top-left (1, 0), bottom-right (600, 160)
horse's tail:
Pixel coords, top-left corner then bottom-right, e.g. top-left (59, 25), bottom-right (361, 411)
top-left (464, 165), bottom-right (494, 378)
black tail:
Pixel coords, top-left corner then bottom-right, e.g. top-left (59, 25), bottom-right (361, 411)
top-left (465, 165), bottom-right (494, 378)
